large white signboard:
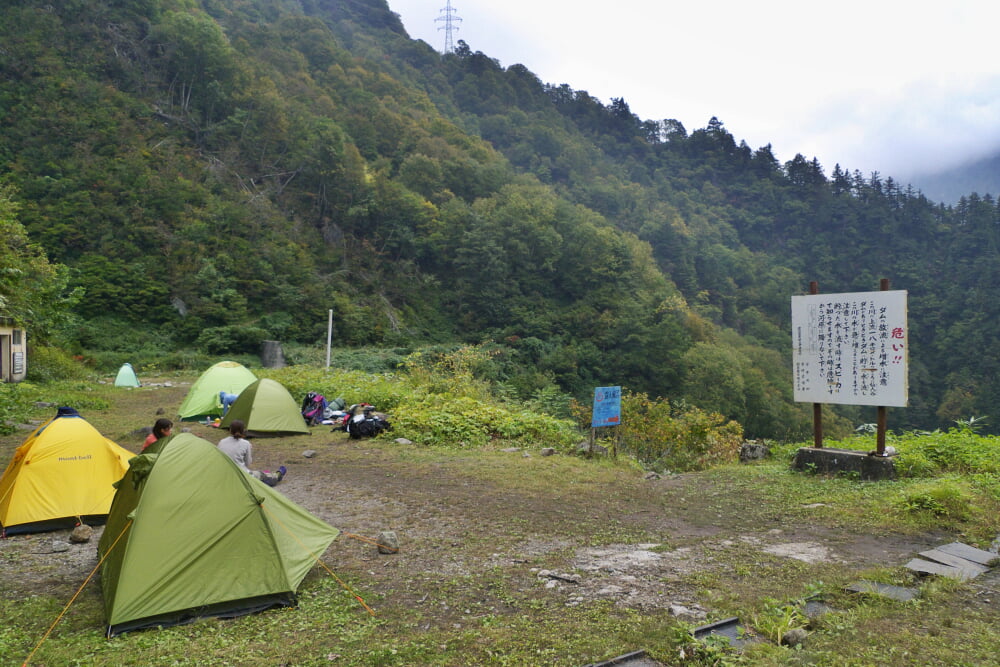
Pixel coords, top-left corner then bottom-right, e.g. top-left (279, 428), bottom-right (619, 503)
top-left (791, 290), bottom-right (908, 407)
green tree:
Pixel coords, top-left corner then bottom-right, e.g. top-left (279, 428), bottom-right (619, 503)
top-left (151, 11), bottom-right (239, 121)
top-left (0, 187), bottom-right (77, 340)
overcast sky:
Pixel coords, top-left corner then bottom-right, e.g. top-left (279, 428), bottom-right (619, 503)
top-left (387, 0), bottom-right (1000, 183)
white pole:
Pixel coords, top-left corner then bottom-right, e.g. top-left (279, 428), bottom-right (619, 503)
top-left (326, 309), bottom-right (333, 368)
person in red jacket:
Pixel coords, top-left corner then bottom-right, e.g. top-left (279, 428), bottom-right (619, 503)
top-left (142, 418), bottom-right (172, 451)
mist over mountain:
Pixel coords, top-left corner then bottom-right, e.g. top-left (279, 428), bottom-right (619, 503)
top-left (910, 153), bottom-right (1000, 205)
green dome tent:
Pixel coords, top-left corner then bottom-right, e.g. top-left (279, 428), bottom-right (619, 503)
top-left (113, 363), bottom-right (140, 388)
top-left (98, 432), bottom-right (340, 636)
top-left (177, 361), bottom-right (258, 421)
top-left (218, 378), bottom-right (309, 435)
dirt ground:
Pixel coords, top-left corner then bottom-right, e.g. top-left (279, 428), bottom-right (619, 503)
top-left (2, 379), bottom-right (994, 658)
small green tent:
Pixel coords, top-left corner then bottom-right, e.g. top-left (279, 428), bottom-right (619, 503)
top-left (218, 378), bottom-right (309, 435)
top-left (98, 433), bottom-right (339, 636)
top-left (113, 363), bottom-right (140, 388)
top-left (177, 361), bottom-right (258, 421)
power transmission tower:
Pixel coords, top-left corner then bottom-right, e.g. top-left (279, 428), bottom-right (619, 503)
top-left (435, 1), bottom-right (462, 53)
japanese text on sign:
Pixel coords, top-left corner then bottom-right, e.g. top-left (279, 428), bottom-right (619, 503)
top-left (791, 290), bottom-right (908, 407)
top-left (591, 386), bottom-right (622, 427)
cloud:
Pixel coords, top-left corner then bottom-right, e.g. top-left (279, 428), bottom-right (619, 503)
top-left (782, 74), bottom-right (1000, 180)
top-left (389, 0), bottom-right (1000, 182)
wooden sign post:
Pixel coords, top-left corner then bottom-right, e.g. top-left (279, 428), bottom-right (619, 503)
top-left (792, 280), bottom-right (908, 454)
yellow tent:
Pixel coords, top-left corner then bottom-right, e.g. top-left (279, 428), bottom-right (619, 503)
top-left (0, 407), bottom-right (133, 535)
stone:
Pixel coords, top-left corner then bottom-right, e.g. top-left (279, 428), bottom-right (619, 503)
top-left (302, 450), bottom-right (317, 458)
top-left (394, 438), bottom-right (413, 445)
top-left (918, 548), bottom-right (990, 579)
top-left (69, 524), bottom-right (93, 543)
top-left (377, 530), bottom-right (399, 554)
top-left (935, 541), bottom-right (999, 566)
top-left (782, 627), bottom-right (808, 647)
top-left (904, 558), bottom-right (974, 581)
top-left (845, 581), bottom-right (918, 601)
top-left (260, 340), bottom-right (286, 369)
top-left (667, 604), bottom-right (707, 621)
top-left (540, 447), bottom-right (555, 456)
top-left (803, 599), bottom-right (835, 619)
top-left (739, 440), bottom-right (770, 462)
top-left (50, 540), bottom-right (71, 553)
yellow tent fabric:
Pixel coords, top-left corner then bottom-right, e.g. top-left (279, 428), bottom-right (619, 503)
top-left (0, 408), bottom-right (134, 535)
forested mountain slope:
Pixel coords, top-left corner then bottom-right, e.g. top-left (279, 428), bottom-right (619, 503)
top-left (3, 0), bottom-right (1000, 438)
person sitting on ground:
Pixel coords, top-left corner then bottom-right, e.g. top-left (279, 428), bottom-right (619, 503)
top-left (142, 418), bottom-right (173, 451)
top-left (217, 419), bottom-right (286, 486)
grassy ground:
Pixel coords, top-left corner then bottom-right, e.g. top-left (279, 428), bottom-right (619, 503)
top-left (2, 374), bottom-right (999, 666)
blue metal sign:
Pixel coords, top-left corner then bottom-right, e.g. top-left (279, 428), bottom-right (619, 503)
top-left (591, 386), bottom-right (622, 427)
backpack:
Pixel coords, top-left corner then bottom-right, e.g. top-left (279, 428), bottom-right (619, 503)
top-left (300, 392), bottom-right (328, 426)
top-left (345, 406), bottom-right (390, 439)
top-left (323, 397), bottom-right (347, 420)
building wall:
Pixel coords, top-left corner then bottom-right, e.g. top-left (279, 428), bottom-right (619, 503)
top-left (0, 325), bottom-right (27, 382)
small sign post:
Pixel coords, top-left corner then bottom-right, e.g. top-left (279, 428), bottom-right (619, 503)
top-left (590, 386), bottom-right (622, 457)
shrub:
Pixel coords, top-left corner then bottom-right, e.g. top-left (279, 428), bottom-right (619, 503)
top-left (896, 478), bottom-right (975, 521)
top-left (25, 346), bottom-right (92, 383)
top-left (750, 597), bottom-right (808, 645)
top-left (328, 347), bottom-right (410, 373)
top-left (264, 367), bottom-right (408, 413)
top-left (261, 353), bottom-right (580, 450)
top-left (894, 450), bottom-right (937, 478)
top-left (572, 391), bottom-right (744, 472)
top-left (196, 325), bottom-right (269, 355)
top-left (827, 425), bottom-right (1000, 477)
top-left (400, 344), bottom-right (497, 401)
top-left (67, 316), bottom-right (175, 354)
top-left (391, 395), bottom-right (578, 449)
top-left (0, 382), bottom-right (40, 435)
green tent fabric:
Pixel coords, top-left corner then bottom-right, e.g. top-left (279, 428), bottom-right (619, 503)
top-left (98, 433), bottom-right (339, 637)
top-left (113, 363), bottom-right (140, 388)
top-left (218, 378), bottom-right (309, 435)
top-left (177, 361), bottom-right (258, 421)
